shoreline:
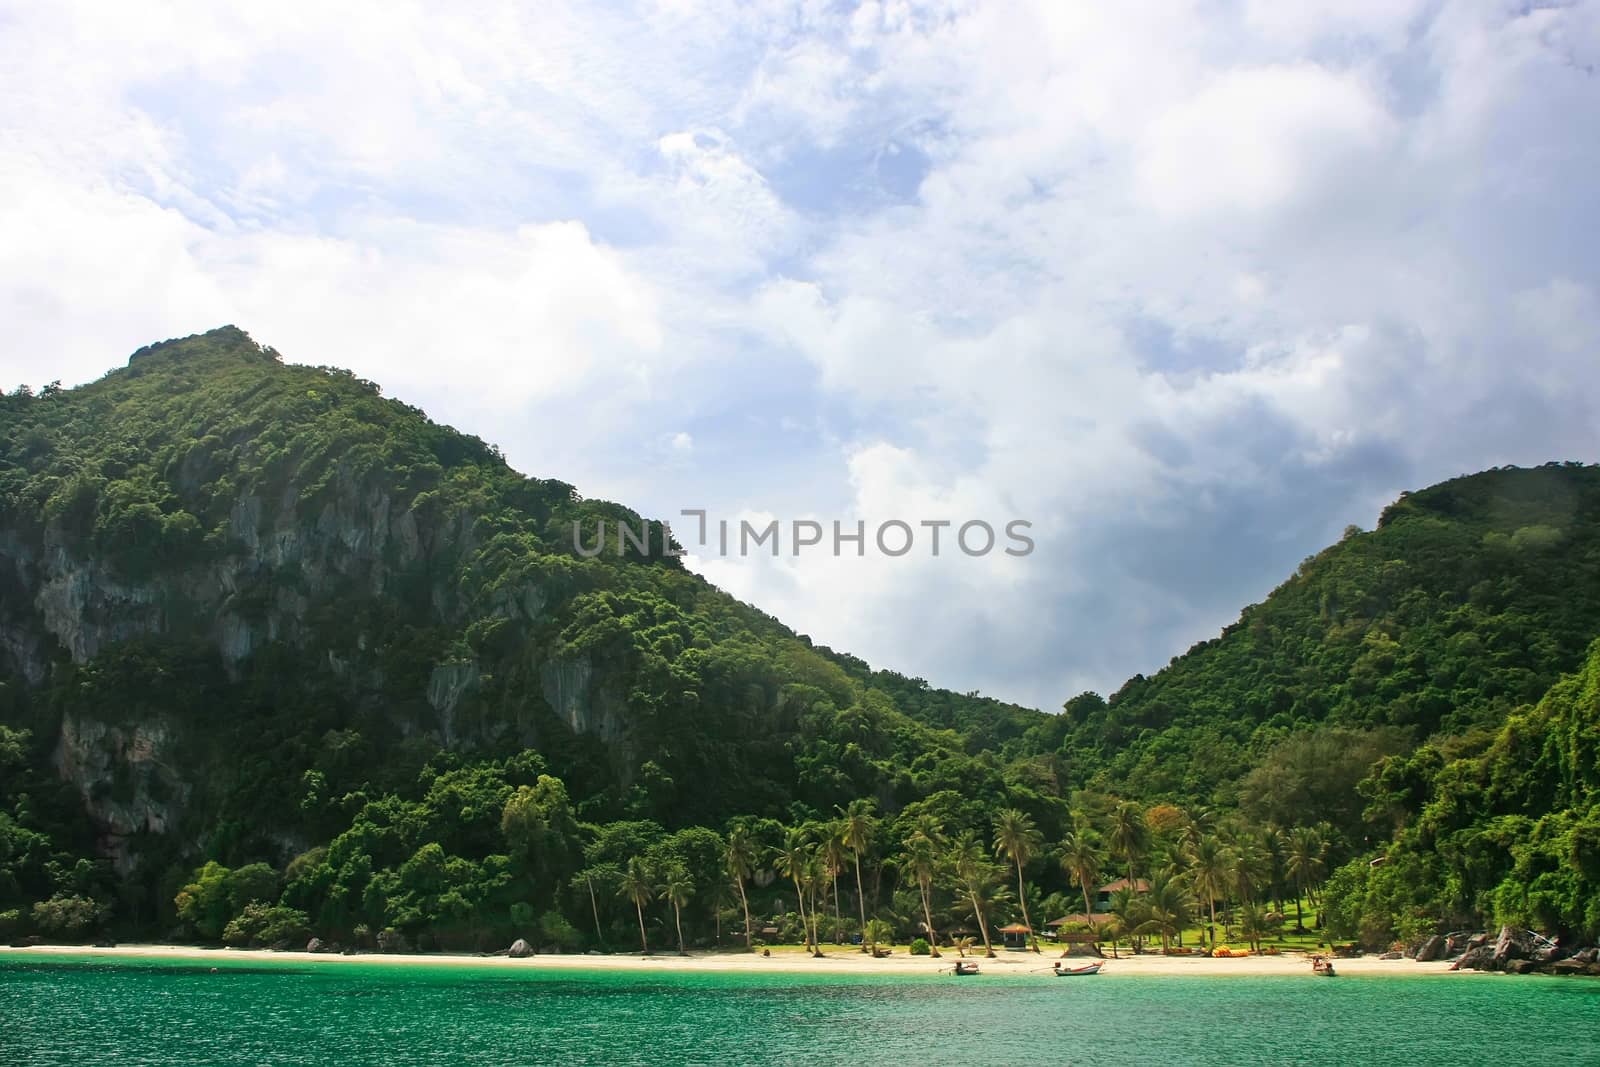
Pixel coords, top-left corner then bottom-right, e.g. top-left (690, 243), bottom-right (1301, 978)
top-left (1, 943), bottom-right (1473, 978)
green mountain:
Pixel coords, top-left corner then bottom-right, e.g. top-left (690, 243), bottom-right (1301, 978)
top-left (2, 326), bottom-right (1597, 950)
top-left (0, 328), bottom-right (1046, 931)
top-left (1041, 464), bottom-right (1600, 815)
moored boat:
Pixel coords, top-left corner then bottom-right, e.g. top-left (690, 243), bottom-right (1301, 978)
top-left (1052, 961), bottom-right (1103, 976)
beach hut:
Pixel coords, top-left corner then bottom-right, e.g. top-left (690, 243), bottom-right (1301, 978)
top-left (1045, 914), bottom-right (1096, 941)
top-left (997, 923), bottom-right (1032, 951)
top-left (1093, 878), bottom-right (1150, 912)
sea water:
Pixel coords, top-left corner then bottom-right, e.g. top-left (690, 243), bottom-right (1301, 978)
top-left (3, 953), bottom-right (1598, 1066)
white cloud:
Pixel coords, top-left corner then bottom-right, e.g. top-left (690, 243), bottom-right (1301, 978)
top-left (1136, 65), bottom-right (1395, 219)
top-left (2, 0), bottom-right (1597, 709)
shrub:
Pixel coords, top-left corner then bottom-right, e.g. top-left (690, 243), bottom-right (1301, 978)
top-left (222, 903), bottom-right (310, 947)
top-left (909, 937), bottom-right (931, 956)
top-left (539, 910), bottom-right (583, 952)
top-left (31, 894), bottom-right (106, 937)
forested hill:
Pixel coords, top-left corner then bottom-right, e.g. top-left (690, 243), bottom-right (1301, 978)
top-left (3, 326), bottom-right (1598, 951)
top-left (0, 328), bottom-right (1048, 897)
top-left (1042, 463), bottom-right (1600, 808)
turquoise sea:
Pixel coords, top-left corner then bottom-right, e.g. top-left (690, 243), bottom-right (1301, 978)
top-left (4, 953), bottom-right (1599, 1066)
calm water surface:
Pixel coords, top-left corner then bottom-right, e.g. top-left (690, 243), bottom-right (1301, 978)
top-left (3, 953), bottom-right (1598, 1066)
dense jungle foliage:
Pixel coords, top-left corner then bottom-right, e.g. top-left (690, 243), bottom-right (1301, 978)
top-left (1, 329), bottom-right (1596, 951)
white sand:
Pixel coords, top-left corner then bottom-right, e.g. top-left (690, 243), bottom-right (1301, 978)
top-left (2, 943), bottom-right (1471, 978)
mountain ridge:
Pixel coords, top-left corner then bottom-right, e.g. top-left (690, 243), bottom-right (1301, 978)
top-left (3, 326), bottom-right (1598, 949)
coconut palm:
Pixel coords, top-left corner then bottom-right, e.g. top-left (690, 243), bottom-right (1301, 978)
top-left (1232, 835), bottom-right (1270, 905)
top-left (802, 853), bottom-right (828, 956)
top-left (1108, 801), bottom-right (1150, 886)
top-left (1286, 827), bottom-right (1326, 931)
top-left (951, 831), bottom-right (1004, 958)
top-left (1107, 885), bottom-right (1145, 955)
top-left (1059, 830), bottom-right (1104, 933)
top-left (993, 808), bottom-right (1043, 952)
top-left (1135, 875), bottom-right (1193, 952)
top-left (572, 864), bottom-right (614, 948)
top-left (839, 799), bottom-right (876, 953)
top-left (775, 828), bottom-right (815, 953)
top-left (863, 917), bottom-right (894, 955)
top-left (953, 934), bottom-right (976, 958)
top-left (901, 825), bottom-right (944, 957)
top-left (1180, 807), bottom-right (1214, 854)
top-left (1186, 835), bottom-right (1229, 948)
top-left (658, 865), bottom-right (694, 955)
top-left (1262, 827), bottom-right (1288, 914)
top-left (619, 856), bottom-right (653, 955)
top-left (1099, 914), bottom-right (1127, 959)
top-left (1233, 902), bottom-right (1279, 952)
top-left (822, 821), bottom-right (848, 944)
top-left (725, 825), bottom-right (760, 951)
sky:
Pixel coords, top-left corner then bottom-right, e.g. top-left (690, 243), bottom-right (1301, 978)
top-left (2, 1), bottom-right (1598, 711)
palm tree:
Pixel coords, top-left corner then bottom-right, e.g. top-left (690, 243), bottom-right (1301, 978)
top-left (1135, 875), bottom-right (1193, 952)
top-left (725, 825), bottom-right (760, 951)
top-left (1180, 807), bottom-right (1214, 854)
top-left (619, 856), bottom-right (653, 955)
top-left (839, 800), bottom-right (876, 953)
top-left (775, 828), bottom-right (815, 952)
top-left (1233, 902), bottom-right (1278, 952)
top-left (902, 825), bottom-right (944, 957)
top-left (822, 821), bottom-right (848, 944)
top-left (1107, 886), bottom-right (1144, 955)
top-left (993, 808), bottom-right (1043, 952)
top-left (1108, 801), bottom-right (1150, 886)
top-left (1232, 835), bottom-right (1270, 905)
top-left (572, 864), bottom-right (613, 948)
top-left (802, 854), bottom-right (828, 957)
top-left (1286, 827), bottom-right (1326, 931)
top-left (951, 831), bottom-right (1002, 958)
top-left (658, 865), bottom-right (694, 955)
top-left (1186, 835), bottom-right (1229, 949)
top-left (1059, 830), bottom-right (1104, 933)
top-left (863, 917), bottom-right (894, 956)
top-left (953, 934), bottom-right (976, 958)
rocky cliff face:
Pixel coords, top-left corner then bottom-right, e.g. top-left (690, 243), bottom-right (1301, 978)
top-left (0, 329), bottom-right (691, 865)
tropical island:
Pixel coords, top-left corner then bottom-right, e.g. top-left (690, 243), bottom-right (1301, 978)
top-left (2, 329), bottom-right (1598, 977)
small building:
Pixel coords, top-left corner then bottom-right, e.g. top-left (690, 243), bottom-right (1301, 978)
top-left (1093, 878), bottom-right (1150, 912)
top-left (1045, 914), bottom-right (1097, 939)
top-left (997, 923), bottom-right (1032, 950)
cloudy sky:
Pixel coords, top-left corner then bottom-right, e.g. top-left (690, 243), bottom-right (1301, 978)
top-left (3, 2), bottom-right (1597, 710)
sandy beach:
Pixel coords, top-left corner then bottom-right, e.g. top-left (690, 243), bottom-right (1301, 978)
top-left (3, 943), bottom-right (1469, 978)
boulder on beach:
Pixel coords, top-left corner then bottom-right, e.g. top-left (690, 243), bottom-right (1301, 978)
top-left (1492, 926), bottom-right (1535, 969)
top-left (508, 938), bottom-right (534, 959)
top-left (1414, 936), bottom-right (1447, 962)
top-left (1551, 959), bottom-right (1589, 976)
top-left (1505, 959), bottom-right (1544, 975)
top-left (306, 938), bottom-right (325, 954)
top-left (1451, 945), bottom-right (1495, 971)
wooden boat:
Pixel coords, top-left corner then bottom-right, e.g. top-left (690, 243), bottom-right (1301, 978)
top-left (1311, 955), bottom-right (1337, 977)
top-left (952, 961), bottom-right (981, 976)
top-left (1052, 961), bottom-right (1103, 976)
